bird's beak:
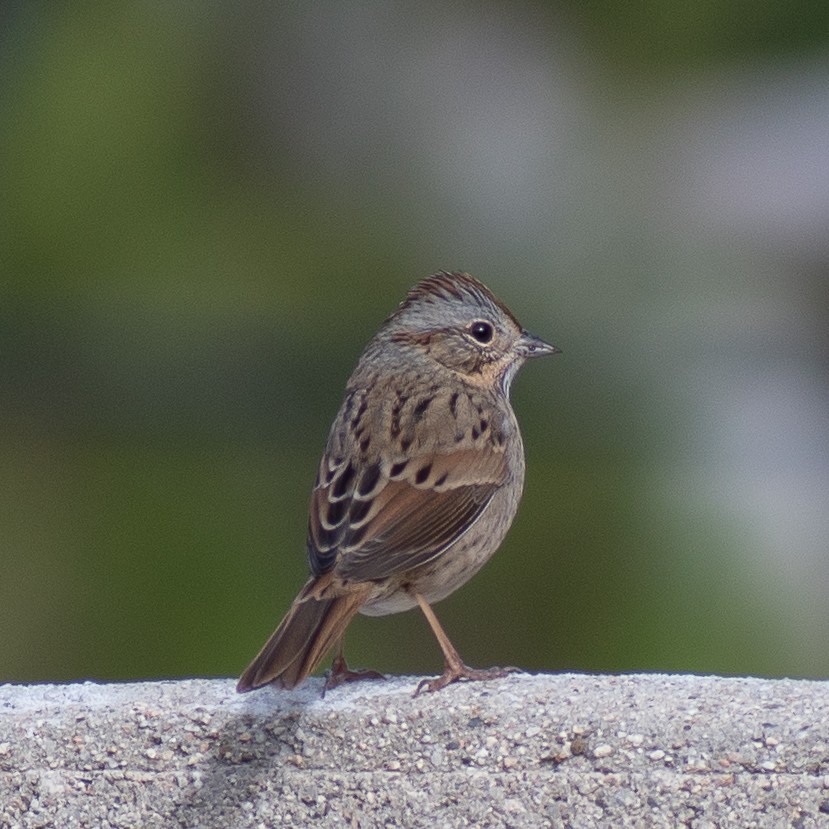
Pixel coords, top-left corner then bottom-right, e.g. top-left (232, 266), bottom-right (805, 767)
top-left (517, 331), bottom-right (561, 359)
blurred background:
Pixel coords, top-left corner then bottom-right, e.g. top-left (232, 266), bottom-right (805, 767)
top-left (2, 1), bottom-right (828, 684)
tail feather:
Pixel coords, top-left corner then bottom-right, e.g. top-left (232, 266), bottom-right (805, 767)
top-left (237, 580), bottom-right (368, 692)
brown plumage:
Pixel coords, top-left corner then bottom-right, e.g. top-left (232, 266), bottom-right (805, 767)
top-left (237, 271), bottom-right (558, 695)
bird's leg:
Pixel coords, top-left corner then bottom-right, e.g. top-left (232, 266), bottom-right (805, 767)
top-left (322, 637), bottom-right (385, 696)
top-left (412, 591), bottom-right (518, 696)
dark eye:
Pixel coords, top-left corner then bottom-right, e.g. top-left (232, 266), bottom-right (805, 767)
top-left (469, 320), bottom-right (494, 344)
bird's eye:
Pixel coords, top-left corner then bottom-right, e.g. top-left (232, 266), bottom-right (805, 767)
top-left (468, 320), bottom-right (494, 344)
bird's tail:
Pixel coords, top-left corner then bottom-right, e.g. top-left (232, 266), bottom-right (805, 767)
top-left (236, 578), bottom-right (368, 692)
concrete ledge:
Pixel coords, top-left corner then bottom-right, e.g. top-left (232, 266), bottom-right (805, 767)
top-left (2, 673), bottom-right (828, 827)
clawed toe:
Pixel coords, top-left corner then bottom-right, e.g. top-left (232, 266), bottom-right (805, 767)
top-left (322, 658), bottom-right (386, 696)
top-left (413, 664), bottom-right (518, 697)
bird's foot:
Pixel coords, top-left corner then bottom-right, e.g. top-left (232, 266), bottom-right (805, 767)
top-left (322, 655), bottom-right (385, 696)
top-left (413, 663), bottom-right (520, 697)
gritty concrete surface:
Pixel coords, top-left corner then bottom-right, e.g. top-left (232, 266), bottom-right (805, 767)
top-left (1, 673), bottom-right (828, 828)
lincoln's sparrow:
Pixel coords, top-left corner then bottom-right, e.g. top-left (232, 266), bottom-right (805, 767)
top-left (237, 271), bottom-right (558, 695)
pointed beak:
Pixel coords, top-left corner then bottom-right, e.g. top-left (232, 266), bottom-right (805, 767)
top-left (517, 331), bottom-right (561, 359)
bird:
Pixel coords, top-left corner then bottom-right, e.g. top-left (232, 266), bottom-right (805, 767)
top-left (237, 271), bottom-right (558, 695)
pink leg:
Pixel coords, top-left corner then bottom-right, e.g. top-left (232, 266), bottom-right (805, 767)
top-left (412, 591), bottom-right (517, 697)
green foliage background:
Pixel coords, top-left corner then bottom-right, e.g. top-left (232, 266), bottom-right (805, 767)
top-left (2, 2), bottom-right (828, 683)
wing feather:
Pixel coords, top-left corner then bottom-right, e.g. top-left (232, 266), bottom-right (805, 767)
top-left (307, 444), bottom-right (508, 581)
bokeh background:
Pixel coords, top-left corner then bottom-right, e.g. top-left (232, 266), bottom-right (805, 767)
top-left (2, 2), bottom-right (828, 684)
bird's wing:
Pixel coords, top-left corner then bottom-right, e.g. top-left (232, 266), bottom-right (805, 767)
top-left (307, 444), bottom-right (508, 582)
